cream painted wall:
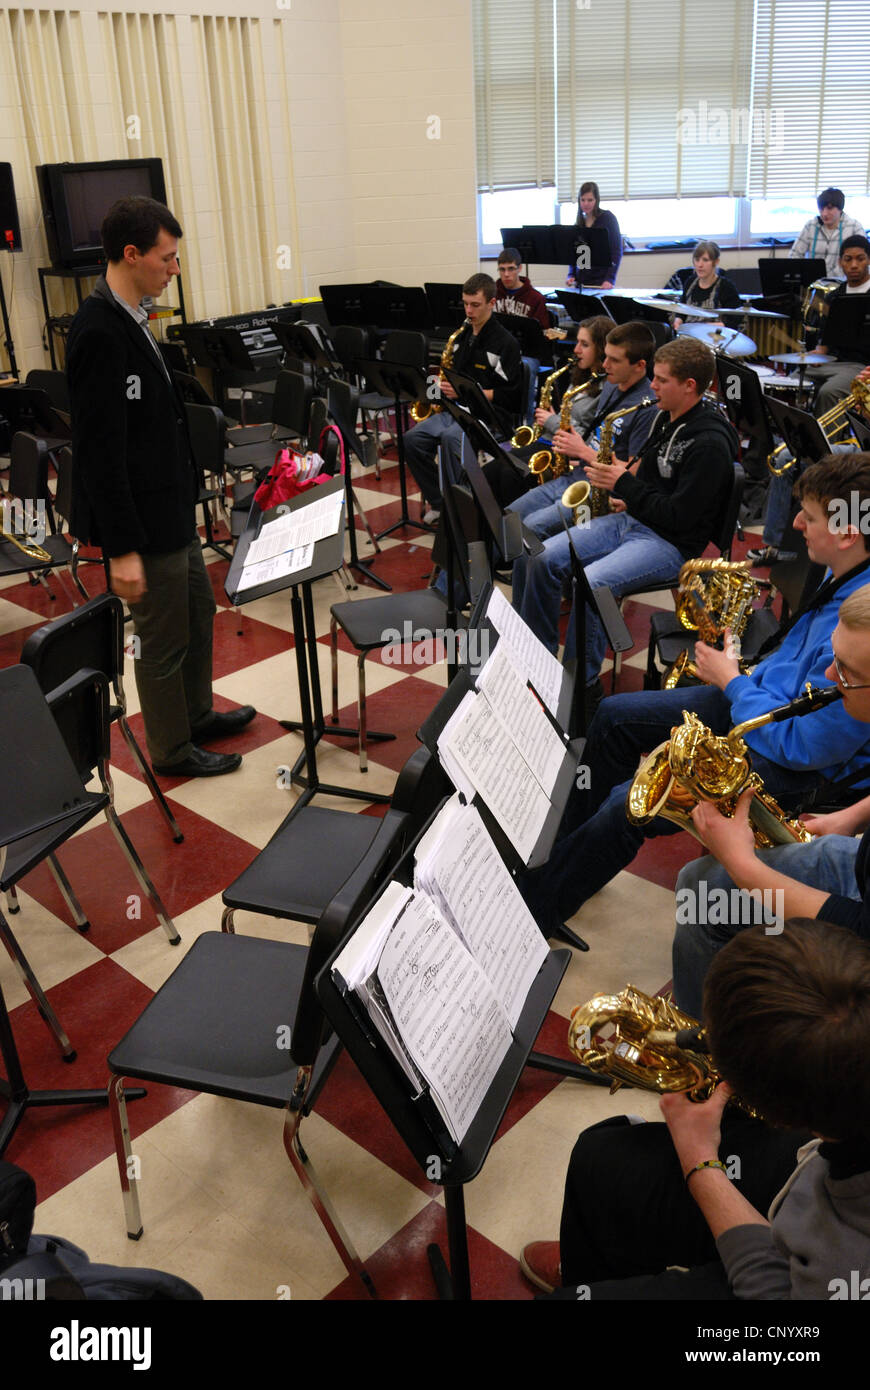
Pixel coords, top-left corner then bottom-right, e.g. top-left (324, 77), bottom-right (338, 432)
top-left (0, 0), bottom-right (478, 376)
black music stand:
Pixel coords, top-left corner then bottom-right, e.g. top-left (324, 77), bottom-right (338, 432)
top-left (225, 477), bottom-right (392, 808)
top-left (557, 512), bottom-right (633, 742)
top-left (555, 288), bottom-right (611, 322)
top-left (763, 394), bottom-right (832, 470)
top-left (441, 366), bottom-right (503, 437)
top-left (552, 225), bottom-right (612, 282)
top-left (440, 407), bottom-right (544, 567)
top-left (356, 357), bottom-right (436, 540)
top-left (424, 282), bottom-right (465, 335)
top-left (270, 320), bottom-right (340, 383)
top-left (363, 286), bottom-right (433, 334)
top-left (0, 385), bottom-right (66, 436)
top-left (757, 257), bottom-right (827, 299)
top-left (315, 806), bottom-right (570, 1299)
top-left (318, 284), bottom-right (371, 329)
top-left (326, 377), bottom-right (391, 592)
top-left (499, 225), bottom-right (555, 269)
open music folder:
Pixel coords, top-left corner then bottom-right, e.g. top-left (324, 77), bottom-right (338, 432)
top-left (330, 795), bottom-right (549, 1145)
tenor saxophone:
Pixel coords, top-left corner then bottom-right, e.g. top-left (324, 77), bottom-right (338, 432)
top-left (560, 397), bottom-right (654, 520)
top-left (410, 319), bottom-right (469, 423)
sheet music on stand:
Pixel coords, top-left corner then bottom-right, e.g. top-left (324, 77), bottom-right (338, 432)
top-left (234, 488), bottom-right (344, 595)
top-left (417, 585), bottom-right (578, 867)
top-left (330, 795), bottom-right (549, 1145)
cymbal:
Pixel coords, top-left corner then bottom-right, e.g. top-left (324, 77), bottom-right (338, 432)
top-left (677, 322), bottom-right (757, 356)
top-left (769, 351), bottom-right (836, 365)
top-left (636, 297), bottom-right (718, 319)
top-left (715, 304), bottom-right (790, 320)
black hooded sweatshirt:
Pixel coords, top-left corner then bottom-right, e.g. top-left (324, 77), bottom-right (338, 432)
top-left (612, 400), bottom-right (739, 558)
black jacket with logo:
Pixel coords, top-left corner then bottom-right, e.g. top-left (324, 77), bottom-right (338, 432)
top-left (452, 314), bottom-right (523, 435)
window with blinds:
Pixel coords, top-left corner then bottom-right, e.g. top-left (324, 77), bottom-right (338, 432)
top-left (749, 0), bottom-right (870, 197)
top-left (474, 0), bottom-right (869, 205)
top-left (473, 0), bottom-right (555, 192)
top-left (554, 0), bottom-right (753, 202)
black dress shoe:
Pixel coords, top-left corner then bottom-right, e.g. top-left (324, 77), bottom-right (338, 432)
top-left (189, 705), bottom-right (256, 742)
top-left (153, 747), bottom-right (242, 777)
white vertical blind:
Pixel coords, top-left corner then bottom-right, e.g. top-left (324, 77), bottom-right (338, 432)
top-left (749, 0), bottom-right (870, 197)
top-left (473, 0), bottom-right (555, 192)
top-left (554, 0), bottom-right (753, 202)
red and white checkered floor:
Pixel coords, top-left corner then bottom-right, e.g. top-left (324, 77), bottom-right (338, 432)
top-left (0, 451), bottom-right (766, 1300)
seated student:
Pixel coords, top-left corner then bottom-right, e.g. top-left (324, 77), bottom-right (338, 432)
top-left (518, 454), bottom-right (870, 940)
top-left (566, 181), bottom-right (622, 290)
top-left (808, 235), bottom-right (870, 421)
top-left (521, 919), bottom-right (870, 1300)
top-left (747, 239), bottom-right (870, 567)
top-left (404, 272), bottom-right (523, 523)
top-left (511, 337), bottom-right (735, 680)
top-left (789, 187), bottom-right (866, 281)
top-left (673, 583), bottom-right (870, 1019)
top-left (506, 319), bottom-right (656, 533)
top-left (664, 240), bottom-right (742, 325)
top-left (482, 314), bottom-right (610, 510)
top-left (492, 247), bottom-right (551, 329)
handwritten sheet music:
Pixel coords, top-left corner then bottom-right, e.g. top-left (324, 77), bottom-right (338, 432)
top-left (415, 799), bottom-right (548, 1028)
top-left (437, 691), bottom-right (550, 862)
top-left (476, 642), bottom-right (566, 797)
top-left (375, 891), bottom-right (512, 1143)
top-left (485, 586), bottom-right (564, 716)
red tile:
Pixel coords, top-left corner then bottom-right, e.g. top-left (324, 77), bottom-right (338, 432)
top-left (17, 802), bottom-right (259, 952)
top-left (3, 957), bottom-right (196, 1200)
top-left (322, 676), bottom-right (443, 773)
top-left (630, 828), bottom-right (701, 891)
top-left (211, 608), bottom-right (294, 679)
top-left (324, 1202), bottom-right (534, 1301)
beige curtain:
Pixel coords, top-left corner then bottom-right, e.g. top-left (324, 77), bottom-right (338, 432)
top-left (0, 7), bottom-right (300, 372)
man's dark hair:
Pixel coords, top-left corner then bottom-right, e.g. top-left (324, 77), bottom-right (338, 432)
top-left (797, 452), bottom-right (870, 555)
top-left (840, 234), bottom-right (870, 258)
top-left (606, 320), bottom-right (655, 367)
top-left (818, 187), bottom-right (846, 212)
top-left (703, 920), bottom-right (870, 1140)
top-left (463, 272), bottom-right (496, 301)
top-left (102, 196), bottom-right (183, 263)
top-left (654, 336), bottom-right (714, 394)
top-left (498, 247), bottom-right (522, 266)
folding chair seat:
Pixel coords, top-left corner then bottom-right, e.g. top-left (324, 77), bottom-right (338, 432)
top-left (21, 593), bottom-right (184, 843)
top-left (107, 746), bottom-right (450, 1295)
top-left (330, 589), bottom-right (461, 771)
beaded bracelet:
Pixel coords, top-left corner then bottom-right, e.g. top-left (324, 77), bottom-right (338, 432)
top-left (685, 1159), bottom-right (728, 1183)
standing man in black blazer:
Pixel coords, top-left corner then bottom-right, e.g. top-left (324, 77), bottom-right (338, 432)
top-left (67, 196), bottom-right (254, 777)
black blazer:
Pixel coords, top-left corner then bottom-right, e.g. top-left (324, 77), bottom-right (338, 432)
top-left (66, 278), bottom-right (197, 557)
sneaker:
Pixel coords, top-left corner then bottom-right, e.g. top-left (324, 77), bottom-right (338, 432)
top-left (520, 1241), bottom-right (561, 1294)
top-left (745, 544), bottom-right (797, 566)
top-left (423, 508), bottom-right (441, 526)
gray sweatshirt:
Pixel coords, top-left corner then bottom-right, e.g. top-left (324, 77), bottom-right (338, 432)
top-left (716, 1139), bottom-right (870, 1299)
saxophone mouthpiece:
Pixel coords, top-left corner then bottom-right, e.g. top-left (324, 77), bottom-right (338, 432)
top-left (769, 685), bottom-right (843, 721)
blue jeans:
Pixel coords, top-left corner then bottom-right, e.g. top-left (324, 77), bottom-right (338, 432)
top-left (403, 414), bottom-right (465, 509)
top-left (507, 464), bottom-right (588, 537)
top-left (673, 836), bottom-right (862, 1018)
top-left (512, 513), bottom-right (684, 675)
top-left (518, 686), bottom-right (826, 936)
top-left (762, 443), bottom-right (851, 546)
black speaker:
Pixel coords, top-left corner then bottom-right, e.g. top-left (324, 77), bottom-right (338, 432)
top-left (0, 164), bottom-right (22, 252)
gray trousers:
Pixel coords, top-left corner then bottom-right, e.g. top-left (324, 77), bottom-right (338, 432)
top-left (809, 359), bottom-right (866, 435)
top-left (128, 537), bottom-right (217, 766)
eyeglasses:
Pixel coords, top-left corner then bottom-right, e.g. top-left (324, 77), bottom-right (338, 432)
top-left (832, 653), bottom-right (870, 690)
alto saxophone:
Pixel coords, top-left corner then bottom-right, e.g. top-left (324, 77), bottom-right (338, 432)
top-left (526, 373), bottom-right (604, 484)
top-left (561, 397), bottom-right (654, 522)
top-left (410, 319), bottom-right (469, 423)
top-left (626, 684), bottom-right (842, 850)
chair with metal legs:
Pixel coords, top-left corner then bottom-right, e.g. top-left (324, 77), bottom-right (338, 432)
top-left (107, 746), bottom-right (450, 1297)
top-left (21, 593), bottom-right (184, 844)
top-left (0, 665), bottom-right (176, 1065)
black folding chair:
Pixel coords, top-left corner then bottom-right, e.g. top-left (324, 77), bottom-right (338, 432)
top-left (107, 747), bottom-right (450, 1297)
top-left (21, 594), bottom-right (183, 843)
